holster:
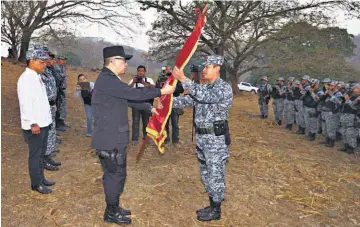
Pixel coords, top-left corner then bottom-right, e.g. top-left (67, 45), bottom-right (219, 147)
top-left (97, 149), bottom-right (126, 173)
top-left (213, 120), bottom-right (231, 145)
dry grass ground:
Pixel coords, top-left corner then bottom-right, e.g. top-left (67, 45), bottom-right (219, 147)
top-left (1, 60), bottom-right (360, 227)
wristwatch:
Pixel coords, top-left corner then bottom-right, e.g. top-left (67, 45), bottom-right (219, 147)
top-left (30, 123), bottom-right (38, 127)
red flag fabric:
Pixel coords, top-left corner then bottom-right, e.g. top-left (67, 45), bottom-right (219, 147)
top-left (146, 7), bottom-right (207, 153)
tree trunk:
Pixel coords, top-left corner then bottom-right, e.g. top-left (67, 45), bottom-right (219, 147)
top-left (11, 44), bottom-right (18, 60)
top-left (18, 32), bottom-right (32, 62)
top-left (231, 75), bottom-right (241, 96)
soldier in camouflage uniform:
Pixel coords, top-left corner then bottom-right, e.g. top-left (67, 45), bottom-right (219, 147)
top-left (271, 77), bottom-right (286, 125)
top-left (339, 83), bottom-right (360, 154)
top-left (283, 77), bottom-right (296, 130)
top-left (321, 81), bottom-right (343, 147)
top-left (172, 55), bottom-right (232, 222)
top-left (294, 75), bottom-right (310, 135)
top-left (258, 76), bottom-right (272, 119)
top-left (317, 78), bottom-right (331, 137)
top-left (55, 56), bottom-right (69, 131)
top-left (303, 78), bottom-right (320, 141)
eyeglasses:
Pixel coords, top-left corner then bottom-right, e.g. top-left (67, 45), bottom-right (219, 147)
top-left (113, 57), bottom-right (126, 63)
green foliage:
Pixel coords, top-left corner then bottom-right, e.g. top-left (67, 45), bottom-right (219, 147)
top-left (60, 52), bottom-right (81, 67)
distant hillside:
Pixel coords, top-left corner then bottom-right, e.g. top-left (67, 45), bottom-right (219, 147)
top-left (350, 34), bottom-right (360, 70)
top-left (45, 37), bottom-right (163, 77)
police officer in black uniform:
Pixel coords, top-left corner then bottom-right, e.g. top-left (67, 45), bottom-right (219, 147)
top-left (91, 46), bottom-right (175, 225)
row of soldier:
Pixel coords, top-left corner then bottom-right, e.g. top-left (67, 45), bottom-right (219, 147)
top-left (258, 75), bottom-right (360, 154)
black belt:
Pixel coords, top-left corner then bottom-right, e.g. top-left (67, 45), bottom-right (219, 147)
top-left (196, 127), bottom-right (214, 135)
top-left (49, 100), bottom-right (56, 106)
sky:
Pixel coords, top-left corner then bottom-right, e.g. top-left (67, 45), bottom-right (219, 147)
top-left (1, 5), bottom-right (360, 56)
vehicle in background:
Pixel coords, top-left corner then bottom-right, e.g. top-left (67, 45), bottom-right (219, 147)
top-left (237, 82), bottom-right (259, 94)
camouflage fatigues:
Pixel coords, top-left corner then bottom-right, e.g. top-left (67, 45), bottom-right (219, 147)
top-left (271, 85), bottom-right (286, 122)
top-left (173, 77), bottom-right (233, 203)
top-left (322, 90), bottom-right (343, 140)
top-left (40, 67), bottom-right (57, 155)
top-left (284, 86), bottom-right (296, 125)
top-left (294, 85), bottom-right (309, 128)
top-left (258, 83), bottom-right (272, 117)
top-left (303, 90), bottom-right (319, 134)
top-left (55, 64), bottom-right (67, 120)
top-left (339, 96), bottom-right (360, 148)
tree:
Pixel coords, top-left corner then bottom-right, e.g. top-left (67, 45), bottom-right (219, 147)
top-left (1, 0), bottom-right (143, 62)
top-left (250, 22), bottom-right (359, 83)
top-left (61, 51), bottom-right (82, 67)
top-left (139, 1), bottom-right (360, 94)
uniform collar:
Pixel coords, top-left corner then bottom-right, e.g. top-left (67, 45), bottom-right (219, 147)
top-left (207, 77), bottom-right (221, 88)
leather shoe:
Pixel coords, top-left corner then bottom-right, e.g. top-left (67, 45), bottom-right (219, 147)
top-left (104, 207), bottom-right (131, 225)
top-left (31, 184), bottom-right (52, 194)
top-left (44, 162), bottom-right (59, 171)
top-left (47, 156), bottom-right (61, 166)
top-left (43, 179), bottom-right (56, 186)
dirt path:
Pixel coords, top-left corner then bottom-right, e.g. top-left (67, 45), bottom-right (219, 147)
top-left (2, 61), bottom-right (360, 227)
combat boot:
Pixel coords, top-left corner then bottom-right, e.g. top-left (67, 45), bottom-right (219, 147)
top-left (339, 143), bottom-right (349, 152)
top-left (104, 205), bottom-right (131, 225)
top-left (320, 137), bottom-right (330, 145)
top-left (336, 132), bottom-right (342, 141)
top-left (346, 146), bottom-right (355, 154)
top-left (277, 120), bottom-right (282, 125)
top-left (260, 114), bottom-right (265, 119)
top-left (308, 133), bottom-right (316, 141)
top-left (44, 161), bottom-right (59, 171)
top-left (318, 127), bottom-right (322, 135)
top-left (286, 124), bottom-right (293, 131)
top-left (296, 126), bottom-right (305, 135)
top-left (197, 201), bottom-right (221, 222)
top-left (325, 139), bottom-right (335, 147)
top-left (45, 155), bottom-right (61, 166)
top-left (196, 197), bottom-right (213, 216)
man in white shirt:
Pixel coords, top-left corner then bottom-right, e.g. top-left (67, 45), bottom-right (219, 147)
top-left (128, 65), bottom-right (155, 144)
top-left (17, 49), bottom-right (54, 194)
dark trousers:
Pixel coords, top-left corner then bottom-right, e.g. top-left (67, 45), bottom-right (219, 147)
top-left (166, 112), bottom-right (180, 142)
top-left (98, 144), bottom-right (127, 206)
top-left (131, 108), bottom-right (150, 141)
top-left (22, 126), bottom-right (49, 187)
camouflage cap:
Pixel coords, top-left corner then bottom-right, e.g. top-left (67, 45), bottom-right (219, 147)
top-left (351, 83), bottom-right (360, 89)
top-left (310, 78), bottom-right (319, 85)
top-left (321, 78), bottom-right (331, 83)
top-left (293, 80), bottom-right (301, 85)
top-left (57, 55), bottom-right (67, 60)
top-left (288, 77), bottom-right (295, 82)
top-left (301, 75), bottom-right (310, 81)
top-left (329, 80), bottom-right (338, 86)
top-left (337, 81), bottom-right (345, 87)
top-left (33, 44), bottom-right (48, 52)
top-left (260, 76), bottom-right (268, 81)
top-left (201, 55), bottom-right (224, 66)
top-left (277, 77), bottom-right (285, 81)
top-left (26, 49), bottom-right (50, 61)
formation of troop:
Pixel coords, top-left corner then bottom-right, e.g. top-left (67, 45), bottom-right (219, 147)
top-left (258, 75), bottom-right (360, 154)
top-left (17, 44), bottom-right (69, 194)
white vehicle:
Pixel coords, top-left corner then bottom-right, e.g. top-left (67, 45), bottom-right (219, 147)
top-left (237, 82), bottom-right (259, 94)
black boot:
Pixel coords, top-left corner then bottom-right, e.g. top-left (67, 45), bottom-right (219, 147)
top-left (115, 200), bottom-right (131, 216)
top-left (277, 120), bottom-right (282, 125)
top-left (339, 143), bottom-right (349, 152)
top-left (346, 146), bottom-right (355, 154)
top-left (320, 137), bottom-right (330, 145)
top-left (104, 205), bottom-right (131, 225)
top-left (44, 161), bottom-right (59, 171)
top-left (43, 178), bottom-right (56, 186)
top-left (318, 128), bottom-right (322, 135)
top-left (286, 124), bottom-right (293, 131)
top-left (336, 132), bottom-right (342, 141)
top-left (31, 184), bottom-right (52, 194)
top-left (45, 155), bottom-right (61, 166)
top-left (196, 197), bottom-right (213, 216)
top-left (296, 126), bottom-right (305, 135)
top-left (325, 139), bottom-right (335, 147)
top-left (197, 201), bottom-right (221, 222)
top-left (264, 115), bottom-right (268, 119)
top-left (260, 114), bottom-right (265, 119)
top-left (308, 133), bottom-right (316, 141)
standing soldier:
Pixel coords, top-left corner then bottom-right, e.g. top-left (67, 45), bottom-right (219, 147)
top-left (317, 78), bottom-right (331, 136)
top-left (339, 83), bottom-right (360, 154)
top-left (258, 76), bottom-right (272, 119)
top-left (303, 79), bottom-right (320, 141)
top-left (55, 56), bottom-right (69, 131)
top-left (271, 77), bottom-right (286, 125)
top-left (283, 77), bottom-right (296, 130)
top-left (294, 75), bottom-right (310, 135)
top-left (38, 47), bottom-right (61, 171)
top-left (321, 81), bottom-right (343, 147)
top-left (172, 55), bottom-right (233, 222)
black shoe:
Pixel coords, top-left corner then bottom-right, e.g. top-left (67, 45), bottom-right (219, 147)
top-left (56, 126), bottom-right (66, 132)
top-left (336, 132), bottom-right (342, 141)
top-left (277, 120), bottom-right (282, 125)
top-left (308, 133), bottom-right (316, 141)
top-left (164, 138), bottom-right (170, 144)
top-left (115, 201), bottom-right (131, 216)
top-left (44, 162), bottom-right (59, 171)
top-left (46, 156), bottom-right (61, 166)
top-left (56, 137), bottom-right (62, 144)
top-left (325, 139), bottom-right (335, 147)
top-left (53, 147), bottom-right (60, 153)
top-left (296, 126), bottom-right (305, 135)
top-left (31, 184), bottom-right (52, 194)
top-left (285, 124), bottom-right (293, 131)
top-left (320, 137), bottom-right (330, 145)
top-left (197, 201), bottom-right (221, 222)
top-left (318, 128), bottom-right (322, 135)
top-left (43, 179), bottom-right (56, 186)
top-left (104, 206), bottom-right (131, 225)
top-left (346, 147), bottom-right (355, 154)
top-left (339, 143), bottom-right (349, 152)
top-left (264, 115), bottom-right (268, 119)
top-left (260, 115), bottom-right (265, 119)
top-left (196, 197), bottom-right (213, 216)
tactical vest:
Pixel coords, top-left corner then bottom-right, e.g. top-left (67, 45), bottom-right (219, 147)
top-left (271, 86), bottom-right (281, 99)
top-left (293, 88), bottom-right (302, 100)
top-left (259, 84), bottom-right (269, 97)
top-left (303, 91), bottom-right (317, 108)
top-left (342, 95), bottom-right (360, 114)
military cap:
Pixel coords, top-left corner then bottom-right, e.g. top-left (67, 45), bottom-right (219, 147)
top-left (351, 83), bottom-right (360, 89)
top-left (26, 49), bottom-right (50, 61)
top-left (321, 78), bottom-right (331, 83)
top-left (301, 75), bottom-right (310, 81)
top-left (57, 55), bottom-right (67, 60)
top-left (201, 55), bottom-right (224, 66)
top-left (337, 81), bottom-right (345, 87)
top-left (293, 80), bottom-right (301, 85)
top-left (276, 77), bottom-right (285, 81)
top-left (329, 80), bottom-right (338, 86)
top-left (48, 52), bottom-right (56, 59)
top-left (260, 76), bottom-right (268, 81)
top-left (310, 78), bottom-right (319, 85)
top-left (103, 45), bottom-right (132, 60)
top-left (288, 77), bottom-right (295, 82)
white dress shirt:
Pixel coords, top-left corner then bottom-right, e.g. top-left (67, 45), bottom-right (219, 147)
top-left (17, 67), bottom-right (52, 130)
